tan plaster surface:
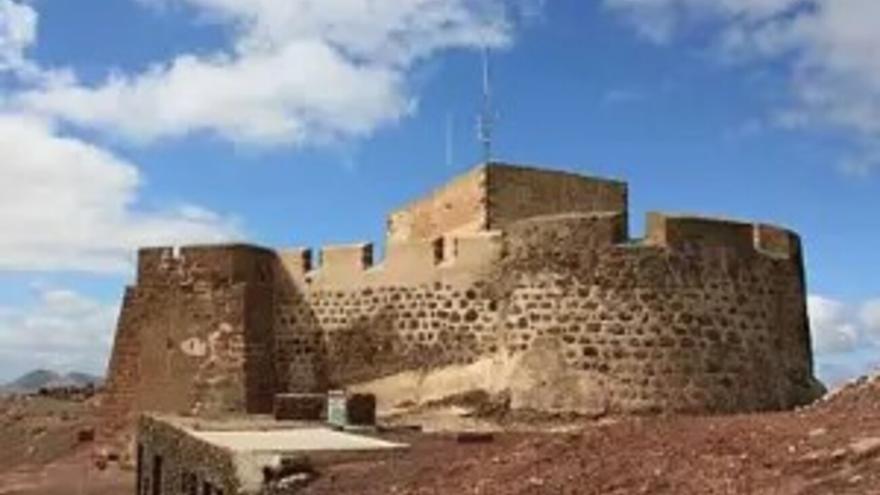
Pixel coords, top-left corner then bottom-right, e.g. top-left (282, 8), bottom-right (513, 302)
top-left (191, 428), bottom-right (406, 453)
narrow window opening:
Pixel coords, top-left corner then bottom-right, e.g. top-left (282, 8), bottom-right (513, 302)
top-left (433, 237), bottom-right (445, 265)
top-left (152, 455), bottom-right (163, 495)
top-left (136, 444), bottom-right (143, 495)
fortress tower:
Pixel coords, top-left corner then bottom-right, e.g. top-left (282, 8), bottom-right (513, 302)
top-left (101, 163), bottom-right (822, 432)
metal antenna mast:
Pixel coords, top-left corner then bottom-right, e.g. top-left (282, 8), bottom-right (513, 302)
top-left (445, 112), bottom-right (454, 168)
top-left (477, 45), bottom-right (495, 164)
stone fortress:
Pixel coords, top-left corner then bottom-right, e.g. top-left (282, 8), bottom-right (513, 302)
top-left (102, 162), bottom-right (823, 433)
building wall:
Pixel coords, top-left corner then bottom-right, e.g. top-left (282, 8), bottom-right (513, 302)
top-left (495, 213), bottom-right (816, 414)
top-left (271, 235), bottom-right (503, 394)
top-left (387, 166), bottom-right (488, 243)
top-left (103, 165), bottom-right (820, 428)
top-left (101, 246), bottom-right (279, 435)
top-left (273, 212), bottom-right (817, 415)
top-left (485, 165), bottom-right (628, 231)
top-left (386, 164), bottom-right (628, 244)
top-left (137, 415), bottom-right (241, 495)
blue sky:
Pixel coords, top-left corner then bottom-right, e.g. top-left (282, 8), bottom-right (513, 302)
top-left (0, 0), bottom-right (877, 386)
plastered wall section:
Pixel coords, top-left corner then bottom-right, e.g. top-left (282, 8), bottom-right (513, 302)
top-left (101, 245), bottom-right (279, 434)
top-left (387, 166), bottom-right (488, 243)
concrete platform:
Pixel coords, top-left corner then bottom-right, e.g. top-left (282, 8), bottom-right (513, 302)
top-left (192, 427), bottom-right (406, 453)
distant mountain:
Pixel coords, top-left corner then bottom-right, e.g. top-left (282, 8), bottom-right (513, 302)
top-left (1, 369), bottom-right (103, 394)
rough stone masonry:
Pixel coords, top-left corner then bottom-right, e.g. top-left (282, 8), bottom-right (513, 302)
top-left (101, 162), bottom-right (823, 433)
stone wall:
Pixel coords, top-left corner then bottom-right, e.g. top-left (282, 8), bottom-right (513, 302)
top-left (485, 165), bottom-right (628, 232)
top-left (101, 245), bottom-right (280, 434)
top-left (276, 282), bottom-right (501, 390)
top-left (137, 415), bottom-right (240, 495)
top-left (271, 235), bottom-right (503, 394)
top-left (103, 164), bottom-right (820, 429)
top-left (387, 163), bottom-right (628, 244)
top-left (495, 212), bottom-right (817, 414)
top-left (387, 166), bottom-right (488, 243)
top-left (268, 210), bottom-right (817, 415)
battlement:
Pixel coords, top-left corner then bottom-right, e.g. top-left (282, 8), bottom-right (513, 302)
top-left (754, 223), bottom-right (803, 259)
top-left (502, 210), bottom-right (801, 260)
top-left (644, 212), bottom-right (801, 258)
top-left (136, 243), bottom-right (277, 287)
top-left (132, 210), bottom-right (801, 292)
top-left (284, 232), bottom-right (503, 288)
top-left (277, 247), bottom-right (313, 279)
top-left (316, 243), bottom-right (375, 278)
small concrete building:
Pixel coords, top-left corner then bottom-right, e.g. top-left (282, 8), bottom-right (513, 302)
top-left (136, 415), bottom-right (404, 495)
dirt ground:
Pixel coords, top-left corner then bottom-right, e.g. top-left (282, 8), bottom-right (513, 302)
top-left (0, 395), bottom-right (132, 495)
top-left (303, 376), bottom-right (880, 495)
top-left (0, 450), bottom-right (131, 495)
top-left (1, 375), bottom-right (880, 495)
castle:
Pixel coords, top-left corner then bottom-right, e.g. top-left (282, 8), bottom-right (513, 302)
top-left (102, 163), bottom-right (822, 432)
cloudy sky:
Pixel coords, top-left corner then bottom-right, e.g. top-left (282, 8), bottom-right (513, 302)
top-left (0, 0), bottom-right (877, 386)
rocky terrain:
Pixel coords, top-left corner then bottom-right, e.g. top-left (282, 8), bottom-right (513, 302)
top-left (0, 394), bottom-right (129, 495)
top-left (302, 374), bottom-right (880, 495)
top-left (1, 374), bottom-right (880, 494)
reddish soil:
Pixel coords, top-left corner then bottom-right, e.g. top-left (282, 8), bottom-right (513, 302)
top-left (2, 375), bottom-right (880, 495)
top-left (0, 395), bottom-right (132, 495)
top-left (0, 448), bottom-right (131, 495)
top-left (303, 377), bottom-right (880, 495)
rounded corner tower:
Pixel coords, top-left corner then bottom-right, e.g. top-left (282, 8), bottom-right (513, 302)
top-left (496, 205), bottom-right (821, 414)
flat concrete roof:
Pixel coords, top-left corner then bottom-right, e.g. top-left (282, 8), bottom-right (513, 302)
top-left (191, 427), bottom-right (406, 454)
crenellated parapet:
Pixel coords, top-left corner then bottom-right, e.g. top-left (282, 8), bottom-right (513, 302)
top-left (135, 244), bottom-right (277, 289)
top-left (644, 212), bottom-right (803, 259)
top-left (275, 232), bottom-right (503, 290)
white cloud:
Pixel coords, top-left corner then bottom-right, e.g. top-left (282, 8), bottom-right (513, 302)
top-left (605, 0), bottom-right (880, 172)
top-left (147, 0), bottom-right (511, 65)
top-left (808, 295), bottom-right (860, 355)
top-left (860, 299), bottom-right (880, 339)
top-left (20, 42), bottom-right (410, 146)
top-left (606, 0), bottom-right (800, 43)
top-left (807, 294), bottom-right (880, 386)
top-left (0, 0), bottom-right (527, 380)
top-left (17, 0), bottom-right (516, 146)
top-left (0, 113), bottom-right (240, 273)
top-left (0, 286), bottom-right (119, 378)
top-left (0, 0), bottom-right (36, 73)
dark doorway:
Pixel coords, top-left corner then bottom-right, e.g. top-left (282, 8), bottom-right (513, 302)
top-left (136, 445), bottom-right (143, 495)
top-left (152, 455), bottom-right (163, 495)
